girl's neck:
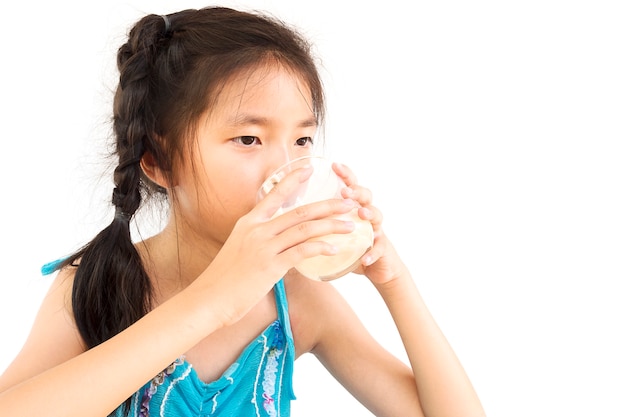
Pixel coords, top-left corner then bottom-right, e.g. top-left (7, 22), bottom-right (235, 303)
top-left (138, 218), bottom-right (223, 300)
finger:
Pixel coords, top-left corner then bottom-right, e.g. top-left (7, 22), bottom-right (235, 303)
top-left (272, 197), bottom-right (357, 232)
top-left (332, 162), bottom-right (358, 187)
top-left (360, 230), bottom-right (387, 267)
top-left (342, 185), bottom-right (373, 207)
top-left (332, 163), bottom-right (376, 207)
top-left (361, 247), bottom-right (378, 268)
top-left (358, 205), bottom-right (382, 227)
top-left (256, 165), bottom-right (313, 220)
top-left (280, 216), bottom-right (356, 252)
top-left (278, 239), bottom-right (340, 268)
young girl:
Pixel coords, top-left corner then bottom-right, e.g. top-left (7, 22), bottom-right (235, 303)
top-left (0, 6), bottom-right (484, 417)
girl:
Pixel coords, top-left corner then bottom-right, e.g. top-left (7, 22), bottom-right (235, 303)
top-left (0, 6), bottom-right (484, 417)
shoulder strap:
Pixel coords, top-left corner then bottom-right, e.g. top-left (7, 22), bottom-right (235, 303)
top-left (273, 279), bottom-right (294, 345)
top-left (41, 258), bottom-right (66, 275)
top-left (273, 278), bottom-right (296, 400)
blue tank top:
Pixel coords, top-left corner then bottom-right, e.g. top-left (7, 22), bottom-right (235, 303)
top-left (108, 279), bottom-right (296, 417)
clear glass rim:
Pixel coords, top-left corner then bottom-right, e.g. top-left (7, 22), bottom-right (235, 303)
top-left (257, 155), bottom-right (329, 201)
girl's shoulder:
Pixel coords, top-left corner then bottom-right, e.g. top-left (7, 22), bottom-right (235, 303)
top-left (282, 272), bottom-right (362, 356)
top-left (0, 266), bottom-right (85, 391)
top-left (29, 266), bottom-right (82, 349)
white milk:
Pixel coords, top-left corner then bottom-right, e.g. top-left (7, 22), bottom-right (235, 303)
top-left (295, 209), bottom-right (374, 281)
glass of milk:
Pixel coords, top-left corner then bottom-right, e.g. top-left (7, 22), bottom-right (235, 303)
top-left (257, 156), bottom-right (374, 281)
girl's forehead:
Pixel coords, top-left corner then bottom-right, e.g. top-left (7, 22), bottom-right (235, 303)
top-left (208, 64), bottom-right (314, 123)
top-left (229, 64), bottom-right (309, 101)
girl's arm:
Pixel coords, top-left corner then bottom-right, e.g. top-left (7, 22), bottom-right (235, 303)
top-left (374, 253), bottom-right (486, 417)
top-left (304, 261), bottom-right (484, 417)
top-left (331, 162), bottom-right (485, 417)
top-left (0, 267), bottom-right (228, 417)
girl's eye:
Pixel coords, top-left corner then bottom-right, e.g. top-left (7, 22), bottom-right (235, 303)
top-left (295, 137), bottom-right (313, 147)
top-left (234, 136), bottom-right (260, 146)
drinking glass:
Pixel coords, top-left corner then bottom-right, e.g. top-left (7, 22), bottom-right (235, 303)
top-left (257, 156), bottom-right (374, 281)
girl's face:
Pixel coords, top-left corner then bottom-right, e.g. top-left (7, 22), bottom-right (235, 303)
top-left (171, 64), bottom-right (317, 246)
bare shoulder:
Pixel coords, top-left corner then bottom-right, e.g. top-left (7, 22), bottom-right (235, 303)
top-left (0, 267), bottom-right (85, 392)
top-left (282, 271), bottom-right (363, 358)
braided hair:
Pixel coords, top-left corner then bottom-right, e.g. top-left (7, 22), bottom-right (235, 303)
top-left (54, 6), bottom-right (325, 353)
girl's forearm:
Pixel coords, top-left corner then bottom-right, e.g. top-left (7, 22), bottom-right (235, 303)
top-left (376, 271), bottom-right (485, 417)
top-left (0, 284), bottom-right (218, 417)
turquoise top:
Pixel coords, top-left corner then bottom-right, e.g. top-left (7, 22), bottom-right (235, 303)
top-left (108, 279), bottom-right (296, 417)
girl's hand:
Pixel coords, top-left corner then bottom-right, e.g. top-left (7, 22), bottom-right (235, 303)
top-left (332, 162), bottom-right (408, 286)
top-left (201, 165), bottom-right (357, 325)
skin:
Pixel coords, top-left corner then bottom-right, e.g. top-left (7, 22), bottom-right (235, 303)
top-left (0, 63), bottom-right (485, 417)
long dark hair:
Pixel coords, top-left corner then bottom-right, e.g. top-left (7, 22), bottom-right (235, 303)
top-left (53, 2), bottom-right (324, 391)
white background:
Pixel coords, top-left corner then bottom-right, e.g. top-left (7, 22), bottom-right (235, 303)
top-left (1, 1), bottom-right (625, 416)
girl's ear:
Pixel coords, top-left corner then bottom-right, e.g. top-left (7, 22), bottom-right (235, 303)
top-left (140, 151), bottom-right (170, 189)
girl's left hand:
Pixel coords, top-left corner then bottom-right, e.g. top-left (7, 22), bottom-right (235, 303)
top-left (332, 162), bottom-right (408, 286)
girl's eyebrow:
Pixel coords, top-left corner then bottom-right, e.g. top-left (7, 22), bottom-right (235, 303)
top-left (228, 113), bottom-right (318, 128)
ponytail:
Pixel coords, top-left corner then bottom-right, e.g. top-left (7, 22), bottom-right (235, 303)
top-left (49, 14), bottom-right (172, 348)
top-left (63, 211), bottom-right (151, 348)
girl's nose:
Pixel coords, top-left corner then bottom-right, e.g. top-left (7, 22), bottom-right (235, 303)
top-left (265, 146), bottom-right (296, 177)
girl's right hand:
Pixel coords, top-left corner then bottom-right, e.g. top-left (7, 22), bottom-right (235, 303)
top-left (194, 165), bottom-right (356, 326)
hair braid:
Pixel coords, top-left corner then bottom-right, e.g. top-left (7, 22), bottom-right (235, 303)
top-left (58, 15), bottom-right (173, 352)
